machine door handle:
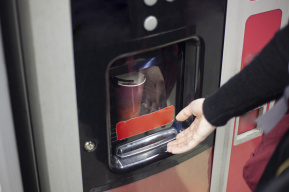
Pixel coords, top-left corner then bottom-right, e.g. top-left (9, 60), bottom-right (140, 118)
top-left (111, 127), bottom-right (177, 171)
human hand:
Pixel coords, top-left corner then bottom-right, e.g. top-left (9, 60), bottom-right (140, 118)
top-left (167, 98), bottom-right (216, 154)
top-left (141, 66), bottom-right (167, 113)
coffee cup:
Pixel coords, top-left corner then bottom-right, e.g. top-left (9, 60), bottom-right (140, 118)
top-left (114, 72), bottom-right (146, 122)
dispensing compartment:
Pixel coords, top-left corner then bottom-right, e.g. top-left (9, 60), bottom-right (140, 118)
top-left (107, 37), bottom-right (203, 171)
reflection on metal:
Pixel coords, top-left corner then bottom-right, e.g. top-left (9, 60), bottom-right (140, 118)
top-left (111, 127), bottom-right (177, 170)
top-left (84, 141), bottom-right (97, 152)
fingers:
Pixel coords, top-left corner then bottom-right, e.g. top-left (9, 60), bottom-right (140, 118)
top-left (175, 98), bottom-right (204, 122)
top-left (175, 104), bottom-right (194, 121)
top-left (167, 113), bottom-right (216, 154)
top-left (143, 101), bottom-right (151, 114)
top-left (167, 132), bottom-right (202, 154)
top-left (167, 134), bottom-right (199, 154)
top-left (151, 102), bottom-right (158, 112)
top-left (156, 78), bottom-right (167, 109)
top-left (176, 121), bottom-right (197, 139)
top-left (167, 121), bottom-right (198, 154)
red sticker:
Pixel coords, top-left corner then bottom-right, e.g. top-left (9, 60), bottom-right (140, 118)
top-left (116, 105), bottom-right (175, 140)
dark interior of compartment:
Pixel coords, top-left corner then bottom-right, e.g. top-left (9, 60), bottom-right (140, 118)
top-left (108, 43), bottom-right (185, 147)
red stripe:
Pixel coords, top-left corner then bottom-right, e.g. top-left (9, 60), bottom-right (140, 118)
top-left (116, 105), bottom-right (175, 140)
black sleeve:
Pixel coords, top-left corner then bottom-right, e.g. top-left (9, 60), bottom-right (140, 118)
top-left (203, 23), bottom-right (289, 127)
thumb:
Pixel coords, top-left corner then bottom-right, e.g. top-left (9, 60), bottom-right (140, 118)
top-left (176, 98), bottom-right (205, 122)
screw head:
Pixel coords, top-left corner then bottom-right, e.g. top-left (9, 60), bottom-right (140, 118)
top-left (84, 141), bottom-right (96, 152)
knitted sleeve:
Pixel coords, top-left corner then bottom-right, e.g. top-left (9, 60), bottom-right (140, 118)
top-left (203, 23), bottom-right (289, 127)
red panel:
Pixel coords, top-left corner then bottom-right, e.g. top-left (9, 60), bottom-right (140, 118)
top-left (116, 105), bottom-right (175, 140)
top-left (227, 127), bottom-right (262, 192)
top-left (241, 9), bottom-right (282, 69)
top-left (238, 109), bottom-right (259, 134)
top-left (227, 10), bottom-right (282, 191)
top-left (238, 10), bottom-right (282, 134)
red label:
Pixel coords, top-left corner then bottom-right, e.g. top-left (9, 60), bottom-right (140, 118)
top-left (116, 105), bottom-right (175, 140)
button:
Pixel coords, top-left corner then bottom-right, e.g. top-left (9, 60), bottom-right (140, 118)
top-left (144, 0), bottom-right (157, 6)
top-left (144, 16), bottom-right (158, 31)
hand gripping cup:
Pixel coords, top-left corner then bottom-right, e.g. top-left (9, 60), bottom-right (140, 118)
top-left (114, 72), bottom-right (146, 122)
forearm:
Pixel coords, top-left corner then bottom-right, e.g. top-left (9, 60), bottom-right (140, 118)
top-left (203, 23), bottom-right (289, 127)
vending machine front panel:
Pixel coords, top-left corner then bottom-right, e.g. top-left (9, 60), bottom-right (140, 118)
top-left (71, 0), bottom-right (226, 191)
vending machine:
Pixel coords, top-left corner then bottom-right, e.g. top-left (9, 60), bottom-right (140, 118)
top-left (1, 0), bottom-right (227, 191)
top-left (3, 0), bottom-right (289, 191)
top-left (0, 17), bottom-right (23, 192)
top-left (71, 0), bottom-right (227, 191)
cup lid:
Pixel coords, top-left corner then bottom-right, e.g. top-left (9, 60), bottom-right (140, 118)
top-left (116, 72), bottom-right (146, 87)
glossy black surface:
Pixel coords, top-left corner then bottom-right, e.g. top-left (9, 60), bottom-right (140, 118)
top-left (71, 0), bottom-right (227, 191)
top-left (108, 39), bottom-right (202, 166)
top-left (111, 127), bottom-right (178, 171)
